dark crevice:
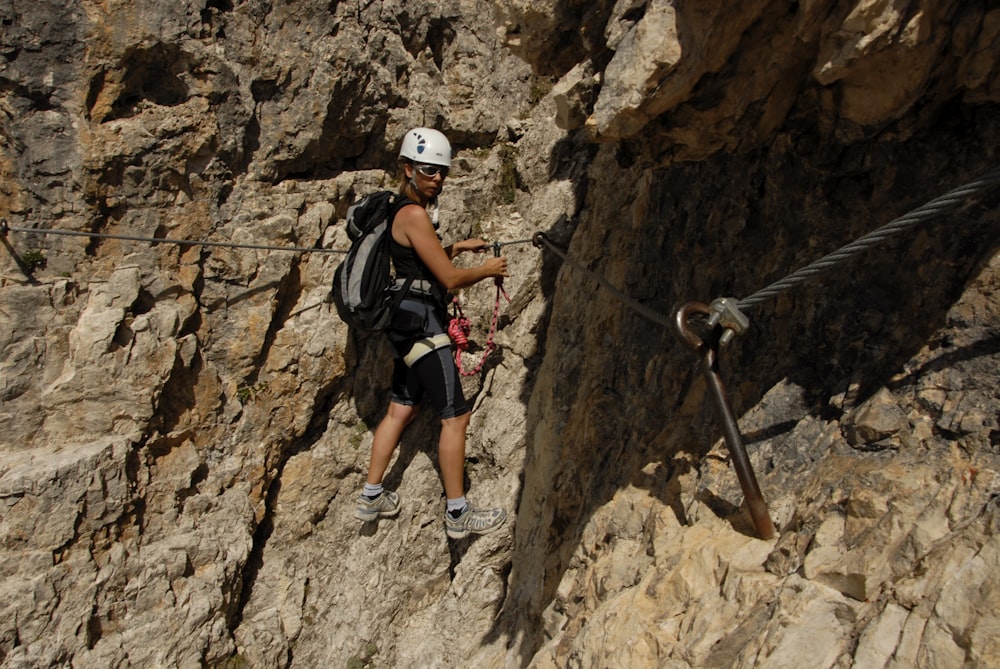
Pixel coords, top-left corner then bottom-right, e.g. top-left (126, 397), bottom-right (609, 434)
top-left (232, 432), bottom-right (317, 633)
top-left (94, 43), bottom-right (191, 123)
top-left (233, 477), bottom-right (278, 627)
top-left (249, 262), bottom-right (303, 385)
top-left (155, 348), bottom-right (204, 435)
top-left (425, 17), bottom-right (454, 72)
top-left (201, 0), bottom-right (233, 38)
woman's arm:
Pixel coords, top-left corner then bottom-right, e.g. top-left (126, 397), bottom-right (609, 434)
top-left (395, 206), bottom-right (507, 290)
top-left (443, 238), bottom-right (489, 260)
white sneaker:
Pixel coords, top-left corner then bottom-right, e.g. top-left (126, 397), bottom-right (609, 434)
top-left (355, 490), bottom-right (400, 522)
top-left (444, 504), bottom-right (506, 539)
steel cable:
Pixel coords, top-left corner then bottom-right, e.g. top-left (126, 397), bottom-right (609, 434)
top-left (5, 167), bottom-right (998, 325)
top-left (531, 167), bottom-right (1000, 331)
top-left (1, 222), bottom-right (346, 254)
top-left (532, 232), bottom-right (674, 328)
top-left (737, 166), bottom-right (1000, 310)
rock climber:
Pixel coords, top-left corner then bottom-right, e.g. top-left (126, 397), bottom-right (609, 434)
top-left (355, 127), bottom-right (509, 539)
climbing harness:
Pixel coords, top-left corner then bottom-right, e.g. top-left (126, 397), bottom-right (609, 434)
top-left (403, 333), bottom-right (452, 367)
top-left (449, 241), bottom-right (511, 376)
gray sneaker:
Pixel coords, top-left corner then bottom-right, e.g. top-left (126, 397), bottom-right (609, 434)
top-left (445, 505), bottom-right (506, 539)
top-left (355, 490), bottom-right (401, 522)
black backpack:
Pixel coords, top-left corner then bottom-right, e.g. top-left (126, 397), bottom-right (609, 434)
top-left (332, 191), bottom-right (414, 332)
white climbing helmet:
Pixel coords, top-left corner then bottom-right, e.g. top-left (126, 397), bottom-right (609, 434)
top-left (398, 127), bottom-right (452, 167)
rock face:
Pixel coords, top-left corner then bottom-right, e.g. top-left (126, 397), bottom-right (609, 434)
top-left (1, 0), bottom-right (999, 667)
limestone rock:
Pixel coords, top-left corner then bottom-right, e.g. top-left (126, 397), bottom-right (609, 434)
top-left (2, 0), bottom-right (1000, 668)
top-left (551, 61), bottom-right (599, 131)
top-left (843, 386), bottom-right (909, 448)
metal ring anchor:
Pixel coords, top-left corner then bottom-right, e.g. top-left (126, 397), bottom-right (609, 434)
top-left (673, 301), bottom-right (776, 540)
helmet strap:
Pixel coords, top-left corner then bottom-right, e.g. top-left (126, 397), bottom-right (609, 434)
top-left (404, 163), bottom-right (441, 229)
top-left (430, 197), bottom-right (440, 230)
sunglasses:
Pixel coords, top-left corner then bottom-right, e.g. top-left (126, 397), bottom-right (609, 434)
top-left (414, 163), bottom-right (449, 178)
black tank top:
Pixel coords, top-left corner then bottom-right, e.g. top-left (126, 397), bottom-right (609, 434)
top-left (389, 201), bottom-right (447, 303)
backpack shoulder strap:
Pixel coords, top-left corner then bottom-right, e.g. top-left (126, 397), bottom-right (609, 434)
top-left (388, 194), bottom-right (419, 220)
top-left (386, 194), bottom-right (420, 244)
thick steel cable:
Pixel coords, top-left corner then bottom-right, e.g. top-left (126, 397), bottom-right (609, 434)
top-left (532, 233), bottom-right (674, 328)
top-left (496, 237), bottom-right (536, 248)
top-left (7, 166), bottom-right (997, 314)
top-left (3, 224), bottom-right (537, 255)
top-left (737, 166), bottom-right (1000, 310)
top-left (531, 167), bottom-right (1000, 330)
top-left (1, 222), bottom-right (346, 254)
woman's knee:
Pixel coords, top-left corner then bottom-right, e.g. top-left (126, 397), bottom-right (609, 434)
top-left (441, 411), bottom-right (470, 431)
top-left (387, 401), bottom-right (419, 425)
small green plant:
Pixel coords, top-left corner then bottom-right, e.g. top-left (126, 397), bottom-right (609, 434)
top-left (527, 74), bottom-right (557, 104)
top-left (529, 81), bottom-right (551, 104)
top-left (498, 144), bottom-right (520, 204)
top-left (219, 654), bottom-right (251, 669)
top-left (22, 249), bottom-right (47, 272)
top-left (236, 382), bottom-right (269, 403)
top-left (348, 423), bottom-right (368, 449)
top-left (470, 219), bottom-right (485, 239)
top-left (346, 641), bottom-right (378, 669)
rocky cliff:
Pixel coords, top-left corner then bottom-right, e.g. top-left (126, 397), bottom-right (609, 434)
top-left (1, 0), bottom-right (999, 667)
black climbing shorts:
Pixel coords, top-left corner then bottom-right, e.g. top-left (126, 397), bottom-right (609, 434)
top-left (388, 298), bottom-right (469, 420)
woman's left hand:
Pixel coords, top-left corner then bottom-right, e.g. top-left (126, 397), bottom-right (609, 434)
top-left (460, 239), bottom-right (490, 254)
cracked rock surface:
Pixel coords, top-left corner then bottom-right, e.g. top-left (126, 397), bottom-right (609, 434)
top-left (2, 0), bottom-right (999, 667)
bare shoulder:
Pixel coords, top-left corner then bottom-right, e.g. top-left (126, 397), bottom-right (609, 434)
top-left (392, 202), bottom-right (433, 245)
top-left (395, 202), bottom-right (430, 226)
top-left (395, 202), bottom-right (433, 230)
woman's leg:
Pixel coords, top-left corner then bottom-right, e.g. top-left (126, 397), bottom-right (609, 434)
top-left (366, 401), bottom-right (419, 485)
top-left (407, 347), bottom-right (505, 536)
top-left (439, 409), bottom-right (506, 538)
top-left (438, 411), bottom-right (471, 499)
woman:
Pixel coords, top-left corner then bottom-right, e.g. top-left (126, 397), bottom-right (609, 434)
top-left (355, 127), bottom-right (509, 539)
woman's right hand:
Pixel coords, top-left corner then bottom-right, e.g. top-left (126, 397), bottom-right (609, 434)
top-left (482, 255), bottom-right (509, 278)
